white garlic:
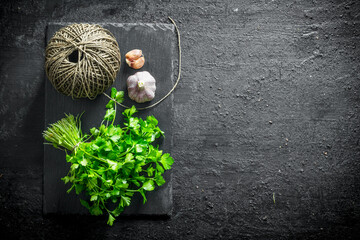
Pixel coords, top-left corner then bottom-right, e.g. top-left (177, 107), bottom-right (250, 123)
top-left (127, 71), bottom-right (156, 103)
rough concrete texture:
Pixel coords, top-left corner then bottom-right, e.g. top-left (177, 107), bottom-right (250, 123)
top-left (0, 0), bottom-right (360, 239)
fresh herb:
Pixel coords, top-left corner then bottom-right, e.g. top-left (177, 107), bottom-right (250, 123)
top-left (43, 87), bottom-right (174, 226)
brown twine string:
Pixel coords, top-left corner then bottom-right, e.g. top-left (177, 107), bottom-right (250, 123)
top-left (45, 23), bottom-right (121, 99)
top-left (103, 17), bottom-right (182, 110)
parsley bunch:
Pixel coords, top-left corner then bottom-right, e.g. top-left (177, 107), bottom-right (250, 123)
top-left (43, 88), bottom-right (174, 226)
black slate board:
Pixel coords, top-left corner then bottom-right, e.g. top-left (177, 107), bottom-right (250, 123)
top-left (44, 23), bottom-right (175, 216)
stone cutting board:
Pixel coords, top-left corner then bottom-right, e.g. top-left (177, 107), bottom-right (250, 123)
top-left (44, 23), bottom-right (175, 216)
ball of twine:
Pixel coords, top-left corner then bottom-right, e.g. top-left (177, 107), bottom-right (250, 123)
top-left (45, 23), bottom-right (121, 99)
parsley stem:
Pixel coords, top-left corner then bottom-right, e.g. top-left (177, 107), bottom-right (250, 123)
top-left (78, 146), bottom-right (108, 164)
top-left (111, 104), bottom-right (116, 125)
top-left (118, 145), bottom-right (134, 158)
top-left (125, 189), bottom-right (139, 192)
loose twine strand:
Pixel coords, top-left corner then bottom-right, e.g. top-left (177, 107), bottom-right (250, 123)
top-left (103, 16), bottom-right (181, 110)
top-left (45, 24), bottom-right (121, 99)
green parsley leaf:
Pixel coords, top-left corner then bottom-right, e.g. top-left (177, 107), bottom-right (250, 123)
top-left (120, 196), bottom-right (131, 207)
top-left (115, 179), bottom-right (129, 189)
top-left (80, 157), bottom-right (88, 166)
top-left (110, 134), bottom-right (121, 142)
top-left (71, 163), bottom-right (79, 170)
top-left (112, 206), bottom-right (124, 217)
top-left (146, 115), bottom-right (158, 126)
top-left (155, 175), bottom-right (166, 186)
top-left (66, 155), bottom-right (72, 162)
top-left (80, 199), bottom-right (90, 209)
top-left (107, 160), bottom-right (119, 171)
top-left (112, 190), bottom-right (120, 196)
top-left (90, 195), bottom-right (98, 201)
top-left (143, 180), bottom-right (155, 191)
top-left (107, 213), bottom-right (116, 226)
top-left (115, 91), bottom-right (124, 103)
top-left (139, 189), bottom-right (147, 204)
top-left (90, 205), bottom-right (103, 216)
top-left (66, 185), bottom-right (74, 193)
top-left (90, 127), bottom-right (100, 136)
top-left (104, 109), bottom-right (116, 121)
top-left (156, 163), bottom-right (164, 174)
top-left (75, 183), bottom-right (84, 194)
top-left (123, 105), bottom-right (137, 117)
top-left (62, 176), bottom-right (70, 184)
top-left (135, 144), bottom-right (146, 153)
top-left (106, 100), bottom-right (115, 109)
top-left (111, 87), bottom-right (117, 98)
top-left (147, 166), bottom-right (155, 177)
top-left (87, 178), bottom-right (97, 190)
top-left (160, 153), bottom-right (174, 170)
top-left (91, 143), bottom-right (99, 151)
top-left (125, 153), bottom-right (134, 162)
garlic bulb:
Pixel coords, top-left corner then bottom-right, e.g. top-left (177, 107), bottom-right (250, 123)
top-left (127, 71), bottom-right (156, 103)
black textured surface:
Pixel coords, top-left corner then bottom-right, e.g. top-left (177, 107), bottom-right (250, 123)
top-left (1, 0), bottom-right (360, 239)
top-left (44, 23), bottom-right (174, 216)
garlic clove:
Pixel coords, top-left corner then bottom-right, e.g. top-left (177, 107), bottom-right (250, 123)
top-left (125, 49), bottom-right (145, 69)
top-left (125, 49), bottom-right (142, 61)
top-left (131, 56), bottom-right (145, 69)
top-left (127, 75), bottom-right (138, 88)
top-left (145, 88), bottom-right (155, 100)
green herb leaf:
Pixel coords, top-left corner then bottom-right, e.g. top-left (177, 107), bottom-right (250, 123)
top-left (125, 153), bottom-right (134, 162)
top-left (112, 206), bottom-right (124, 217)
top-left (139, 189), bottom-right (147, 204)
top-left (143, 180), bottom-right (155, 191)
top-left (111, 87), bottom-right (117, 98)
top-left (99, 124), bottom-right (106, 134)
top-left (160, 153), bottom-right (174, 170)
top-left (135, 144), bottom-right (146, 153)
top-left (80, 157), bottom-right (88, 166)
top-left (107, 213), bottom-right (116, 226)
top-left (156, 163), bottom-right (164, 174)
top-left (75, 183), bottom-right (84, 194)
top-left (120, 196), bottom-right (131, 207)
top-left (70, 162), bottom-right (79, 170)
top-left (90, 127), bottom-right (100, 136)
top-left (106, 100), bottom-right (114, 109)
top-left (104, 109), bottom-right (116, 121)
top-left (80, 199), bottom-right (90, 209)
top-left (90, 195), bottom-right (98, 201)
top-left (115, 91), bottom-right (124, 103)
top-left (110, 134), bottom-right (121, 142)
top-left (66, 155), bottom-right (72, 162)
top-left (147, 166), bottom-right (154, 177)
top-left (123, 105), bottom-right (137, 117)
top-left (155, 175), bottom-right (166, 186)
top-left (66, 185), bottom-right (74, 193)
top-left (146, 115), bottom-right (158, 126)
top-left (90, 205), bottom-right (103, 216)
top-left (62, 176), bottom-right (70, 184)
top-left (115, 179), bottom-right (129, 189)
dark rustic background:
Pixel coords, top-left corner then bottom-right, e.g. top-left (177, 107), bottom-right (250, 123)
top-left (1, 0), bottom-right (360, 239)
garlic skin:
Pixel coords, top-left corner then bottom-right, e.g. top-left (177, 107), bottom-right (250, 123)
top-left (125, 49), bottom-right (145, 69)
top-left (127, 71), bottom-right (156, 103)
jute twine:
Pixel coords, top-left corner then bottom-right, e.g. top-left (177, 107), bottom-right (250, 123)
top-left (45, 23), bottom-right (121, 99)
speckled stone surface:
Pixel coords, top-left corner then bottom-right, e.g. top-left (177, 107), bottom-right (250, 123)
top-left (1, 0), bottom-right (360, 239)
